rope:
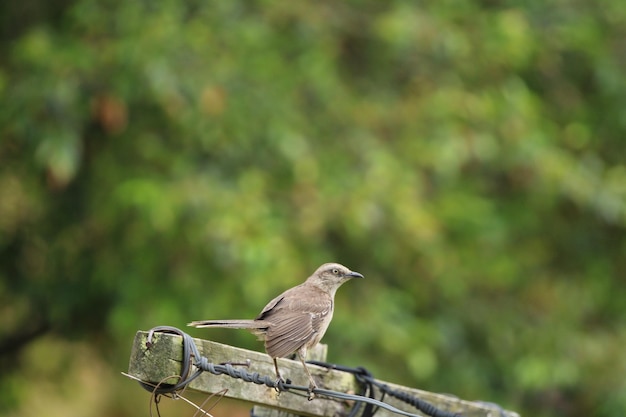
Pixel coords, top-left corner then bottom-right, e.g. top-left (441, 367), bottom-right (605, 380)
top-left (138, 326), bottom-right (471, 417)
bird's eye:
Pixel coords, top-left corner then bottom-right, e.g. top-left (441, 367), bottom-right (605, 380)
top-left (332, 268), bottom-right (339, 275)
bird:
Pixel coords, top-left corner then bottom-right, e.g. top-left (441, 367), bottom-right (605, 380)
top-left (188, 262), bottom-right (364, 398)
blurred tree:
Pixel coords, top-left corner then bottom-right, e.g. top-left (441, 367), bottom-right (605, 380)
top-left (1, 1), bottom-right (625, 416)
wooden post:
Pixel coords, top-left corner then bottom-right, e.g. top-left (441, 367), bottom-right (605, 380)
top-left (128, 331), bottom-right (519, 417)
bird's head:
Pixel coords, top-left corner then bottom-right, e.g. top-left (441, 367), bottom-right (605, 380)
top-left (308, 262), bottom-right (364, 295)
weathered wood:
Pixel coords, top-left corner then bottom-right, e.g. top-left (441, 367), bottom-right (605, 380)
top-left (128, 331), bottom-right (350, 417)
top-left (128, 331), bottom-right (519, 417)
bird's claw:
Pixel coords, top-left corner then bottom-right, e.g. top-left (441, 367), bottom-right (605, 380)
top-left (274, 377), bottom-right (289, 394)
top-left (307, 383), bottom-right (317, 401)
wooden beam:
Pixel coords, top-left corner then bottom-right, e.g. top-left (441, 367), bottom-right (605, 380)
top-left (128, 331), bottom-right (519, 417)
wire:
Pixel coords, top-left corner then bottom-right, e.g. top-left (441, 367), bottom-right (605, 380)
top-left (309, 361), bottom-right (463, 417)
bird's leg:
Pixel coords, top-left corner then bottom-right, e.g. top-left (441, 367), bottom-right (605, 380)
top-left (297, 350), bottom-right (317, 400)
top-left (272, 358), bottom-right (286, 393)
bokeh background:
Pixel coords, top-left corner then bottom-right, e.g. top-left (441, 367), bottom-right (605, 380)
top-left (1, 1), bottom-right (625, 416)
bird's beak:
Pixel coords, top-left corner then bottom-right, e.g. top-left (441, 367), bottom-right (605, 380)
top-left (346, 271), bottom-right (364, 279)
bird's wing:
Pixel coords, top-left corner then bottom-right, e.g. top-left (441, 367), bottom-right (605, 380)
top-left (262, 287), bottom-right (333, 358)
top-left (255, 291), bottom-right (287, 321)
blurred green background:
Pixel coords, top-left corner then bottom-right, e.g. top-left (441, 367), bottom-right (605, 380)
top-left (1, 1), bottom-right (625, 416)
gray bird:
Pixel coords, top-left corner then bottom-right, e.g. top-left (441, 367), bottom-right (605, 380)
top-left (188, 262), bottom-right (364, 396)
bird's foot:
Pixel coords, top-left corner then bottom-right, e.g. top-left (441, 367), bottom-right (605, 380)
top-left (274, 377), bottom-right (290, 394)
top-left (307, 382), bottom-right (318, 401)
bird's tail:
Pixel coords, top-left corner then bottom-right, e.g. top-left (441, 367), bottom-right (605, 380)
top-left (187, 319), bottom-right (265, 330)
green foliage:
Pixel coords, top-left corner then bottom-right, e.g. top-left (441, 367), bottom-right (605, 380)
top-left (1, 1), bottom-right (625, 416)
